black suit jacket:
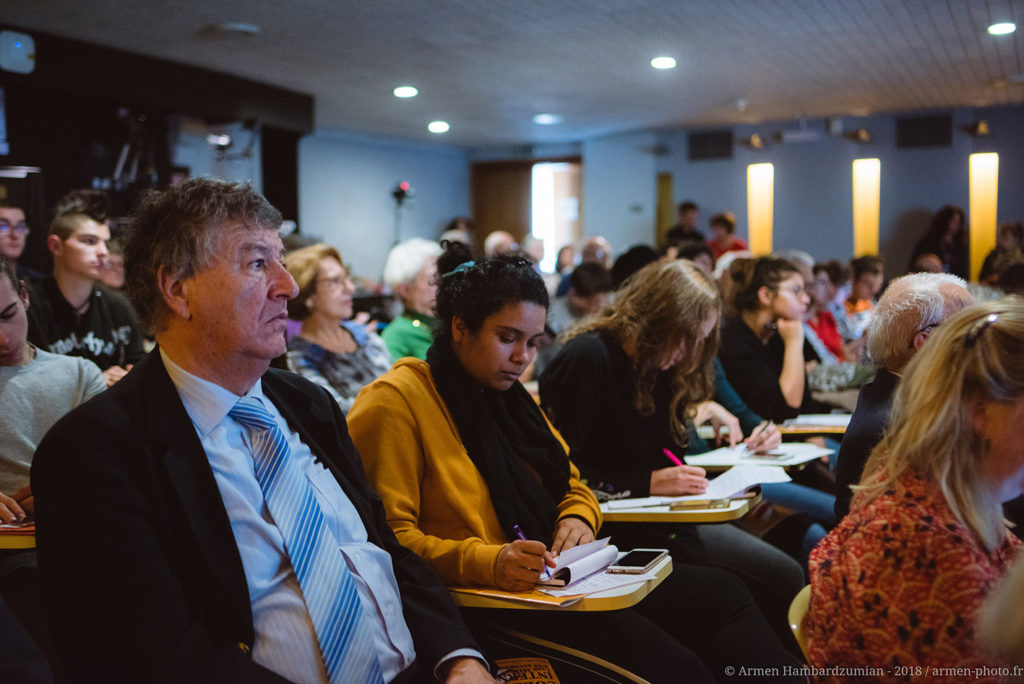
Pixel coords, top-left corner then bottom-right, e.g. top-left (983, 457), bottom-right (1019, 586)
top-left (31, 351), bottom-right (477, 683)
top-left (833, 369), bottom-right (898, 521)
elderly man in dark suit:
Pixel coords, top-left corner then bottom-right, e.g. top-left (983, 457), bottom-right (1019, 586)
top-left (31, 179), bottom-right (492, 684)
top-left (834, 272), bottom-right (972, 520)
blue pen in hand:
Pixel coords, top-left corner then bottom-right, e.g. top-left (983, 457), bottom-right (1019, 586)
top-left (513, 524), bottom-right (552, 579)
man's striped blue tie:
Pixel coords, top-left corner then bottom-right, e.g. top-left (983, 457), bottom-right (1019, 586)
top-left (230, 396), bottom-right (384, 684)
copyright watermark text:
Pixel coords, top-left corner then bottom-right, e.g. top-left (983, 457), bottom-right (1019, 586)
top-left (723, 664), bottom-right (1024, 678)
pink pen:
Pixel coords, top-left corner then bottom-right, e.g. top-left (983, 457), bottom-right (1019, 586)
top-left (662, 448), bottom-right (684, 467)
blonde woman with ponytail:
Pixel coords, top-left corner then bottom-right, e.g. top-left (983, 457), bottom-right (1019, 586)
top-left (807, 299), bottom-right (1024, 679)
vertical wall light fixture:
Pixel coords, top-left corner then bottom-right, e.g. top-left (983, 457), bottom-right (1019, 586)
top-left (969, 153), bottom-right (999, 281)
top-left (747, 163), bottom-right (774, 255)
top-left (852, 158), bottom-right (881, 256)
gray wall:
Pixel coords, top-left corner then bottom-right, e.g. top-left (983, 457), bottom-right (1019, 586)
top-left (298, 130), bottom-right (469, 281)
top-left (653, 104), bottom-right (1024, 272)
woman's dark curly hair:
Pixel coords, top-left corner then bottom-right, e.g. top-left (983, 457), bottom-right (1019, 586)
top-left (433, 239), bottom-right (549, 343)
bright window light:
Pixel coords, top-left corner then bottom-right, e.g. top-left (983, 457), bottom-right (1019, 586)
top-left (988, 22), bottom-right (1016, 35)
top-left (393, 86), bottom-right (418, 98)
top-left (427, 120), bottom-right (450, 134)
top-left (533, 113), bottom-right (561, 125)
top-left (650, 56), bottom-right (677, 70)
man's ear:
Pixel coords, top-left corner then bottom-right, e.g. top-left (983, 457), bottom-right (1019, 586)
top-left (912, 329), bottom-right (930, 351)
top-left (46, 234), bottom-right (62, 256)
top-left (395, 283), bottom-right (411, 302)
top-left (156, 265), bottom-right (191, 321)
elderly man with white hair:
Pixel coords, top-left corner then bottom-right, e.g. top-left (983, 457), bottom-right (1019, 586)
top-left (833, 272), bottom-right (973, 519)
top-left (381, 238), bottom-right (443, 361)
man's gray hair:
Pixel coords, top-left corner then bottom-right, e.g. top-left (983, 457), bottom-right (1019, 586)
top-left (383, 238), bottom-right (442, 290)
top-left (123, 177), bottom-right (281, 333)
top-left (865, 272), bottom-right (972, 371)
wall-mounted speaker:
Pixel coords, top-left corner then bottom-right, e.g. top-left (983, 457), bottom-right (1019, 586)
top-left (688, 130), bottom-right (734, 160)
top-left (896, 115), bottom-right (952, 148)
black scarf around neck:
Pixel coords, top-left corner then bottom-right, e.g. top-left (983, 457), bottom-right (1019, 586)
top-left (427, 339), bottom-right (570, 545)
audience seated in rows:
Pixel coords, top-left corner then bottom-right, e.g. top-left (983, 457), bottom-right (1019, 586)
top-left (31, 178), bottom-right (492, 683)
top-left (718, 257), bottom-right (829, 422)
top-left (706, 212), bottom-right (747, 262)
top-left (539, 258), bottom-right (807, 646)
top-left (25, 208), bottom-right (143, 386)
top-left (0, 255), bottom-right (106, 657)
top-left (665, 200), bottom-right (703, 246)
top-left (0, 257), bottom-right (105, 524)
top-left (808, 300), bottom-right (1024, 679)
top-left (533, 261), bottom-right (611, 377)
top-left (283, 243), bottom-right (392, 414)
top-left (833, 272), bottom-right (973, 520)
top-left (482, 230), bottom-right (517, 257)
top-left (381, 237), bottom-right (442, 361)
top-left (678, 241), bottom-right (715, 275)
top-left (349, 243), bottom-right (800, 682)
top-left (909, 204), bottom-right (969, 279)
top-left (980, 221), bottom-right (1024, 286)
top-left (836, 255), bottom-right (884, 342)
top-left (554, 235), bottom-right (612, 297)
top-left (0, 201), bottom-right (43, 281)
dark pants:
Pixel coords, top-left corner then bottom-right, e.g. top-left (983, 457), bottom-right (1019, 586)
top-left (462, 602), bottom-right (713, 683)
top-left (633, 564), bottom-right (803, 683)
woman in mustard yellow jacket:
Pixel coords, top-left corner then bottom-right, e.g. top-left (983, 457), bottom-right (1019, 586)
top-left (348, 241), bottom-right (801, 683)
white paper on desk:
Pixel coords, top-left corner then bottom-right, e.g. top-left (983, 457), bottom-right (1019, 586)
top-left (672, 464), bottom-right (791, 502)
top-left (685, 442), bottom-right (831, 467)
top-left (540, 537), bottom-right (619, 586)
top-left (604, 496), bottom-right (676, 510)
top-left (783, 413), bottom-right (852, 427)
top-left (539, 570), bottom-right (655, 597)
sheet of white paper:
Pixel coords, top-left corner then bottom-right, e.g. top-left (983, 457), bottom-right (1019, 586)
top-left (783, 413), bottom-right (852, 427)
top-left (684, 442), bottom-right (831, 467)
top-left (604, 496), bottom-right (675, 510)
top-left (672, 464), bottom-right (790, 502)
top-left (539, 570), bottom-right (655, 597)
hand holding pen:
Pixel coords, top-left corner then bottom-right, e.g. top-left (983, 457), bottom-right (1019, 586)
top-left (650, 448), bottom-right (710, 496)
top-left (492, 524), bottom-right (555, 592)
top-left (743, 420), bottom-right (781, 454)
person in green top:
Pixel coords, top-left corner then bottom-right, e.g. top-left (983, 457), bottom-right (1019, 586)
top-left (381, 237), bottom-right (442, 360)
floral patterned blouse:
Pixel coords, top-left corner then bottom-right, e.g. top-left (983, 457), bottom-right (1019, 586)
top-left (286, 324), bottom-right (392, 414)
top-left (807, 471), bottom-right (1019, 683)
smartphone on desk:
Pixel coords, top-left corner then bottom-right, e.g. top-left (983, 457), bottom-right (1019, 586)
top-left (606, 549), bottom-right (669, 574)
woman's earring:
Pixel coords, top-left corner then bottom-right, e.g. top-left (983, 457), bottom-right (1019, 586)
top-left (306, 298), bottom-right (314, 309)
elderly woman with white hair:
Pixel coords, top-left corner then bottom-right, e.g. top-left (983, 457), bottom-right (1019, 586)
top-left (381, 237), bottom-right (442, 361)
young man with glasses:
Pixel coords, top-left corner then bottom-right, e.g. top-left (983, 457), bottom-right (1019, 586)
top-left (0, 203), bottom-right (43, 281)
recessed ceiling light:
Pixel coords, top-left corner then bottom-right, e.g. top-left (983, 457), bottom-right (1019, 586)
top-left (533, 113), bottom-right (561, 125)
top-left (650, 56), bottom-right (677, 70)
top-left (988, 22), bottom-right (1016, 35)
top-left (393, 86), bottom-right (418, 98)
top-left (427, 120), bottom-right (450, 134)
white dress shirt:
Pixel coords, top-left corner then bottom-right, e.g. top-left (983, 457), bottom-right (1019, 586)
top-left (161, 350), bottom-right (417, 683)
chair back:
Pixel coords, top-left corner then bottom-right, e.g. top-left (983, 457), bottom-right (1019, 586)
top-left (788, 584), bottom-right (811, 661)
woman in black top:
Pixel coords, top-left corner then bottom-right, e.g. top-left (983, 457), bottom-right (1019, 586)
top-left (540, 259), bottom-right (806, 649)
top-left (718, 257), bottom-right (829, 422)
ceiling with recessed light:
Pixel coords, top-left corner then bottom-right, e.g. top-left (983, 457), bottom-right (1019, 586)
top-left (3, 0), bottom-right (1022, 147)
